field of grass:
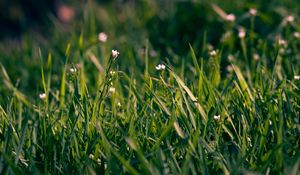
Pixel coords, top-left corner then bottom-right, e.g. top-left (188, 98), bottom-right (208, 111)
top-left (0, 1), bottom-right (299, 174)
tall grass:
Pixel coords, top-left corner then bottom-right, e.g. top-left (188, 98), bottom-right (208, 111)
top-left (0, 1), bottom-right (299, 174)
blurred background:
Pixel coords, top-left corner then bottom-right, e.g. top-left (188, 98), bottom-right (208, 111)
top-left (0, 0), bottom-right (299, 97)
top-left (2, 0), bottom-right (299, 46)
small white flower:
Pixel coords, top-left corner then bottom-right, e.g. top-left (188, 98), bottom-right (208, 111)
top-left (28, 120), bottom-right (33, 125)
top-left (294, 75), bottom-right (300, 80)
top-left (110, 71), bottom-right (116, 75)
top-left (249, 8), bottom-right (257, 16)
top-left (70, 67), bottom-right (77, 73)
top-left (247, 137), bottom-right (252, 147)
top-left (109, 87), bottom-right (116, 93)
top-left (293, 32), bottom-right (300, 39)
top-left (39, 93), bottom-right (46, 100)
top-left (98, 32), bottom-right (108, 43)
top-left (238, 27), bottom-right (246, 39)
top-left (226, 14), bottom-right (236, 22)
top-left (112, 50), bottom-right (120, 59)
top-left (117, 102), bottom-right (121, 107)
top-left (155, 64), bottom-right (166, 70)
top-left (285, 15), bottom-right (295, 23)
top-left (89, 154), bottom-right (94, 159)
top-left (226, 65), bottom-right (233, 72)
top-left (209, 50), bottom-right (217, 57)
top-left (213, 115), bottom-right (220, 121)
top-left (253, 53), bottom-right (260, 61)
top-left (155, 65), bottom-right (160, 70)
top-left (278, 39), bottom-right (287, 46)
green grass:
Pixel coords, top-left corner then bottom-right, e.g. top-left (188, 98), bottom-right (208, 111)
top-left (0, 1), bottom-right (300, 174)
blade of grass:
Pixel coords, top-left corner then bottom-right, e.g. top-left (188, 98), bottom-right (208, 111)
top-left (170, 70), bottom-right (207, 122)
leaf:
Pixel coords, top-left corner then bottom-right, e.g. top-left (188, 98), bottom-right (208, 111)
top-left (232, 65), bottom-right (254, 102)
top-left (189, 43), bottom-right (200, 75)
top-left (171, 71), bottom-right (207, 122)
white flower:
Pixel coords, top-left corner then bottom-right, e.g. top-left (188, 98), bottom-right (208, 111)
top-left (213, 115), bottom-right (220, 121)
top-left (28, 120), bottom-right (33, 125)
top-left (117, 102), bottom-right (121, 107)
top-left (247, 137), bottom-right (252, 147)
top-left (278, 39), bottom-right (287, 46)
top-left (226, 65), bottom-right (233, 72)
top-left (110, 71), bottom-right (116, 75)
top-left (238, 27), bottom-right (246, 38)
top-left (253, 53), bottom-right (260, 61)
top-left (70, 67), bottom-right (77, 73)
top-left (155, 64), bottom-right (166, 70)
top-left (294, 75), bottom-right (300, 80)
top-left (109, 87), bottom-right (116, 93)
top-left (293, 32), bottom-right (300, 39)
top-left (112, 50), bottom-right (120, 59)
top-left (39, 93), bottom-right (46, 100)
top-left (89, 154), bottom-right (94, 159)
top-left (226, 14), bottom-right (236, 22)
top-left (285, 15), bottom-right (295, 23)
top-left (98, 32), bottom-right (108, 43)
top-left (209, 50), bottom-right (217, 57)
top-left (249, 8), bottom-right (257, 16)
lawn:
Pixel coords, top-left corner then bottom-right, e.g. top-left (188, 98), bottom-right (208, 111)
top-left (0, 0), bottom-right (299, 174)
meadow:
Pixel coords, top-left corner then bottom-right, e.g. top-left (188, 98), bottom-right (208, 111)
top-left (0, 1), bottom-right (299, 174)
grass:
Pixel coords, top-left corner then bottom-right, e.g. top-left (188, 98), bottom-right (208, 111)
top-left (0, 1), bottom-right (299, 174)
